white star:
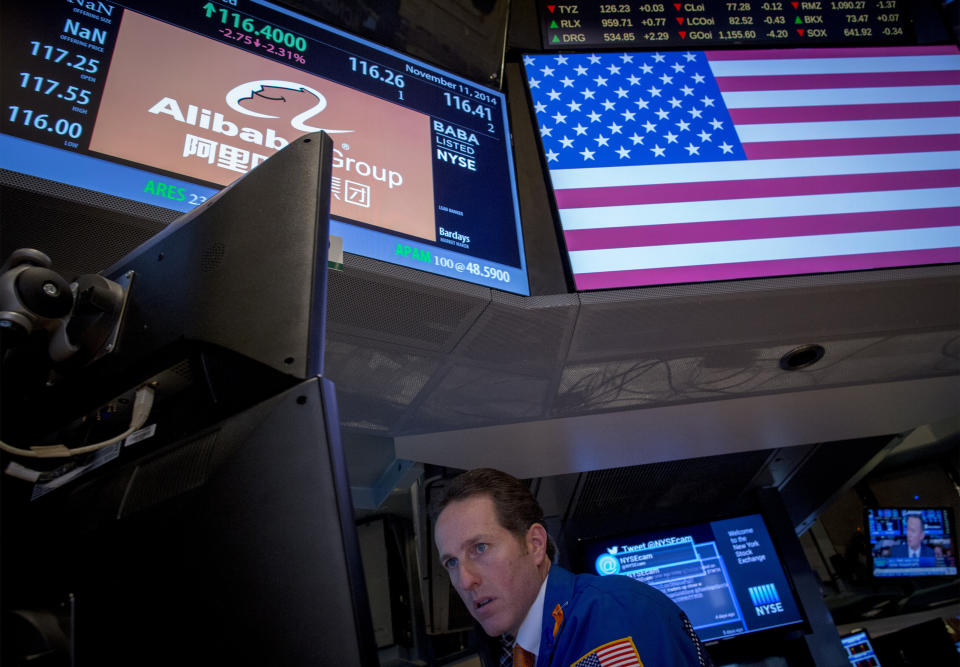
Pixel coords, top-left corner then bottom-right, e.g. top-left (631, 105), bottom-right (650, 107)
top-left (567, 100), bottom-right (582, 112)
top-left (588, 54), bottom-right (602, 64)
top-left (559, 136), bottom-right (575, 148)
top-left (560, 76), bottom-right (575, 88)
top-left (621, 109), bottom-right (636, 121)
top-left (616, 146), bottom-right (631, 159)
top-left (660, 73), bottom-right (674, 85)
top-left (680, 85), bottom-right (694, 97)
top-left (652, 53), bottom-right (666, 62)
top-left (587, 110), bottom-right (603, 122)
top-left (545, 148), bottom-right (559, 162)
top-left (688, 107), bottom-right (703, 119)
top-left (607, 64), bottom-right (621, 75)
top-left (671, 62), bottom-right (686, 73)
top-left (534, 101), bottom-right (547, 113)
top-left (684, 52), bottom-right (697, 62)
top-left (555, 54), bottom-right (568, 64)
top-left (640, 63), bottom-right (654, 74)
top-left (642, 120), bottom-right (657, 133)
top-left (698, 130), bottom-right (712, 142)
top-left (629, 133), bottom-right (644, 145)
top-left (701, 95), bottom-right (715, 107)
top-left (573, 123), bottom-right (589, 135)
top-left (620, 53), bottom-right (634, 63)
top-left (710, 118), bottom-right (724, 130)
top-left (634, 98), bottom-right (650, 110)
top-left (676, 119), bottom-right (691, 132)
top-left (528, 78), bottom-right (541, 88)
top-left (581, 88), bottom-right (596, 99)
top-left (552, 111), bottom-right (567, 124)
top-left (601, 99), bottom-right (616, 111)
top-left (664, 131), bottom-right (678, 143)
top-left (594, 75), bottom-right (608, 87)
top-left (523, 55), bottom-right (535, 66)
top-left (719, 141), bottom-right (734, 154)
top-left (594, 134), bottom-right (609, 147)
top-left (648, 86), bottom-right (662, 97)
top-left (607, 121), bottom-right (623, 134)
top-left (540, 125), bottom-right (552, 137)
top-left (546, 89), bottom-right (561, 101)
top-left (574, 64), bottom-right (589, 76)
top-left (692, 73), bottom-right (706, 84)
top-left (651, 144), bottom-right (666, 157)
top-left (540, 65), bottom-right (555, 77)
top-left (684, 143), bottom-right (700, 155)
top-left (627, 74), bottom-right (642, 86)
top-left (580, 147), bottom-right (596, 160)
top-left (668, 96), bottom-right (682, 109)
top-left (655, 108), bottom-right (670, 120)
top-left (614, 87), bottom-right (629, 98)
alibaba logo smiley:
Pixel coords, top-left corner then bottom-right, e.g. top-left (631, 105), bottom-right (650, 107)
top-left (225, 79), bottom-right (354, 134)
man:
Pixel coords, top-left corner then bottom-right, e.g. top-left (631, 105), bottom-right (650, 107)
top-left (890, 514), bottom-right (936, 559)
top-left (434, 468), bottom-right (711, 666)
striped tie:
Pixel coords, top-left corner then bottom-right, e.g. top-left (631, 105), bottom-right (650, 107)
top-left (500, 634), bottom-right (514, 667)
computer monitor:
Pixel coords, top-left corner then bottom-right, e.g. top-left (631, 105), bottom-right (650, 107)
top-left (841, 629), bottom-right (882, 667)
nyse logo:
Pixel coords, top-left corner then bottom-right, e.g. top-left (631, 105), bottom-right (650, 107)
top-left (748, 583), bottom-right (784, 616)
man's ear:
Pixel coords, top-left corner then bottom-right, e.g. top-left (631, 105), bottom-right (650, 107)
top-left (526, 523), bottom-right (548, 565)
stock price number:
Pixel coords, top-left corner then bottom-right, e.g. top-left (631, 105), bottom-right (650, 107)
top-left (604, 32), bottom-right (636, 42)
top-left (348, 57), bottom-right (405, 95)
top-left (442, 92), bottom-right (492, 122)
top-left (7, 106), bottom-right (84, 139)
top-left (28, 41), bottom-right (99, 74)
top-left (19, 73), bottom-right (91, 105)
top-left (202, 3), bottom-right (307, 52)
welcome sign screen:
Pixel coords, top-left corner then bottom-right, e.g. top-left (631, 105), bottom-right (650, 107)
top-left (0, 0), bottom-right (528, 293)
top-left (585, 514), bottom-right (804, 642)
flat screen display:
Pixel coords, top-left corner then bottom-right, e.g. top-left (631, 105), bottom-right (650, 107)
top-left (867, 508), bottom-right (958, 577)
top-left (522, 45), bottom-right (960, 290)
top-left (0, 0), bottom-right (529, 294)
top-left (581, 513), bottom-right (804, 642)
top-left (841, 630), bottom-right (882, 667)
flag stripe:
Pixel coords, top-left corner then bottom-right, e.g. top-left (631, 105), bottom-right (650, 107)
top-left (743, 135), bottom-right (960, 160)
top-left (705, 46), bottom-right (960, 61)
top-left (735, 117), bottom-right (959, 142)
top-left (721, 86), bottom-right (960, 108)
top-left (559, 188), bottom-right (960, 229)
top-left (708, 54), bottom-right (960, 74)
top-left (550, 152), bottom-right (960, 188)
top-left (715, 69), bottom-right (960, 91)
top-left (729, 101), bottom-right (960, 124)
top-left (563, 208), bottom-right (960, 251)
top-left (573, 248), bottom-right (960, 290)
top-left (568, 227), bottom-right (960, 273)
top-left (554, 169), bottom-right (960, 209)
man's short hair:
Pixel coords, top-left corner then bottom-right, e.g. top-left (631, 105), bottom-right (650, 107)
top-left (437, 468), bottom-right (556, 561)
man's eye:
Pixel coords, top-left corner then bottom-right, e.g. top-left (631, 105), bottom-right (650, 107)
top-left (444, 557), bottom-right (458, 569)
top-left (474, 543), bottom-right (488, 555)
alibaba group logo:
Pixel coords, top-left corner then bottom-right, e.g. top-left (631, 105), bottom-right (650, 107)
top-left (225, 80), bottom-right (353, 134)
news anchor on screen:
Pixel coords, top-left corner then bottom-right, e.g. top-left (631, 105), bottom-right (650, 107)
top-left (890, 514), bottom-right (936, 559)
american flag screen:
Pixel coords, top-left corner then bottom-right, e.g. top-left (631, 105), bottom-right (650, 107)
top-left (522, 45), bottom-right (960, 291)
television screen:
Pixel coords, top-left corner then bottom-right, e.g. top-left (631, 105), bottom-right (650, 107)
top-left (580, 513), bottom-right (804, 642)
top-left (0, 0), bottom-right (529, 294)
top-left (521, 45), bottom-right (960, 290)
top-left (868, 508), bottom-right (958, 577)
top-left (841, 629), bottom-right (882, 667)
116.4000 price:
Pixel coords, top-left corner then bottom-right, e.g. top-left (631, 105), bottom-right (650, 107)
top-left (7, 107), bottom-right (83, 138)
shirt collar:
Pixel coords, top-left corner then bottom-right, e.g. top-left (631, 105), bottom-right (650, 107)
top-left (515, 573), bottom-right (549, 657)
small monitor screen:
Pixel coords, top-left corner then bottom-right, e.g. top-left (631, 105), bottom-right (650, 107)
top-left (841, 630), bottom-right (881, 667)
top-left (522, 45), bottom-right (960, 290)
top-left (581, 513), bottom-right (804, 642)
top-left (1, 0), bottom-right (529, 294)
top-left (868, 508), bottom-right (958, 578)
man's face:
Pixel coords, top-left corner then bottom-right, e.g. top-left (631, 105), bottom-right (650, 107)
top-left (906, 516), bottom-right (925, 550)
top-left (435, 495), bottom-right (545, 637)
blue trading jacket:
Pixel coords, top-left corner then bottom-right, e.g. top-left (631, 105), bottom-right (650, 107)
top-left (535, 565), bottom-right (711, 667)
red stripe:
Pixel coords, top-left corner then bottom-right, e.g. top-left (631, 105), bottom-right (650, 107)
top-left (715, 70), bottom-right (960, 91)
top-left (705, 46), bottom-right (960, 60)
top-left (563, 208), bottom-right (960, 251)
top-left (573, 248), bottom-right (960, 290)
top-left (742, 135), bottom-right (960, 159)
top-left (728, 101), bottom-right (960, 124)
top-left (554, 169), bottom-right (960, 209)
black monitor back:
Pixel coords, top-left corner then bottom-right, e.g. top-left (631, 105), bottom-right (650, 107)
top-left (2, 377), bottom-right (378, 666)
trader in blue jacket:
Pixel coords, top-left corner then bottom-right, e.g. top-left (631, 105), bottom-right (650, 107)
top-left (434, 468), bottom-right (711, 666)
